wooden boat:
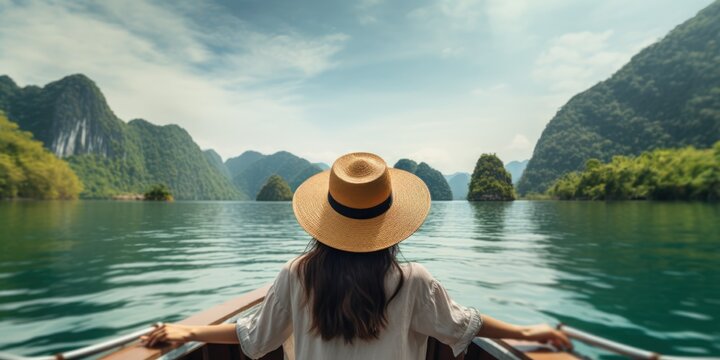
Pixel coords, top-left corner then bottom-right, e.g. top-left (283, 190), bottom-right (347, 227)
top-left (100, 285), bottom-right (579, 360)
top-left (1, 285), bottom-right (715, 360)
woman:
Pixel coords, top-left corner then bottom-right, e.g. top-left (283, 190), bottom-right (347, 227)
top-left (142, 152), bottom-right (571, 359)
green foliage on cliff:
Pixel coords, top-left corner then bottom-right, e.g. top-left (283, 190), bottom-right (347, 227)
top-left (0, 74), bottom-right (242, 200)
top-left (548, 143), bottom-right (720, 201)
top-left (519, 2), bottom-right (720, 194)
top-left (468, 154), bottom-right (515, 201)
top-left (144, 183), bottom-right (173, 201)
top-left (0, 113), bottom-right (82, 199)
top-left (256, 174), bottom-right (293, 201)
top-left (393, 159), bottom-right (453, 200)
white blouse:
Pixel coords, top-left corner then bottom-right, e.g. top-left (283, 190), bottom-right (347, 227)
top-left (236, 258), bottom-right (482, 360)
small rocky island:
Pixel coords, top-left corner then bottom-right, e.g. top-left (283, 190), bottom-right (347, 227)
top-left (256, 175), bottom-right (293, 201)
top-left (144, 184), bottom-right (174, 201)
top-left (468, 154), bottom-right (515, 201)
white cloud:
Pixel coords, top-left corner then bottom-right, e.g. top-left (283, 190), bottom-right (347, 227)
top-left (358, 15), bottom-right (378, 25)
top-left (357, 0), bottom-right (383, 9)
top-left (506, 134), bottom-right (532, 150)
top-left (482, 0), bottom-right (568, 34)
top-left (0, 0), bottom-right (348, 160)
top-left (408, 0), bottom-right (484, 30)
top-left (532, 30), bottom-right (651, 95)
top-left (219, 32), bottom-right (349, 83)
top-left (441, 46), bottom-right (465, 58)
top-left (471, 83), bottom-right (509, 96)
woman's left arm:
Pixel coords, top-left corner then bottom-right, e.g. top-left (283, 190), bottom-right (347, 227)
top-left (142, 323), bottom-right (238, 347)
top-left (142, 260), bottom-right (293, 355)
top-left (476, 315), bottom-right (572, 349)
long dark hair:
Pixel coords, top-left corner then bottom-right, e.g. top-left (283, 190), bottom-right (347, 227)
top-left (296, 239), bottom-right (404, 344)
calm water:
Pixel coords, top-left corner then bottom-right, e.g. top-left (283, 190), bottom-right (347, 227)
top-left (0, 201), bottom-right (718, 358)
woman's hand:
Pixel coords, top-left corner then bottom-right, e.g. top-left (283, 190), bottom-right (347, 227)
top-left (521, 324), bottom-right (572, 350)
top-left (141, 323), bottom-right (195, 347)
top-left (477, 315), bottom-right (573, 350)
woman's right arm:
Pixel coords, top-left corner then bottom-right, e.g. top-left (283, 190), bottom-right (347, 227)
top-left (476, 315), bottom-right (572, 349)
top-left (142, 323), bottom-right (238, 347)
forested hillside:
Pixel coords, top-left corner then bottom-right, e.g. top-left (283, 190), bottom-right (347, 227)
top-left (393, 159), bottom-right (453, 200)
top-left (226, 150), bottom-right (265, 179)
top-left (518, 1), bottom-right (720, 194)
top-left (204, 149), bottom-right (232, 179)
top-left (0, 74), bottom-right (242, 200)
top-left (230, 151), bottom-right (322, 199)
top-left (0, 113), bottom-right (82, 199)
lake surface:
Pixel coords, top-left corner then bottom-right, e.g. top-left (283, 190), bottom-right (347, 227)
top-left (0, 201), bottom-right (718, 358)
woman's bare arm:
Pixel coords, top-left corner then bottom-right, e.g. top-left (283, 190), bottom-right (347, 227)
top-left (142, 316), bottom-right (571, 350)
top-left (142, 323), bottom-right (238, 347)
top-left (477, 315), bottom-right (572, 349)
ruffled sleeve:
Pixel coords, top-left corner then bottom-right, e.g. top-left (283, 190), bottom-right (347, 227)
top-left (236, 263), bottom-right (293, 359)
top-left (410, 264), bottom-right (483, 356)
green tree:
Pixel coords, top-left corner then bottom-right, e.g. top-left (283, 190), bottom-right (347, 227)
top-left (547, 142), bottom-right (720, 201)
top-left (144, 183), bottom-right (173, 201)
top-left (468, 154), bottom-right (515, 201)
top-left (256, 175), bottom-right (293, 201)
top-left (0, 113), bottom-right (83, 199)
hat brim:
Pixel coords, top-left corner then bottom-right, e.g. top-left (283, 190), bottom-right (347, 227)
top-left (292, 168), bottom-right (431, 253)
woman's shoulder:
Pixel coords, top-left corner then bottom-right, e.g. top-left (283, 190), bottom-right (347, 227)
top-left (280, 256), bottom-right (304, 275)
top-left (400, 262), bottom-right (437, 285)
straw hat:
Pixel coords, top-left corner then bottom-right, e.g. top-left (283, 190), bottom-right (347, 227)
top-left (292, 152), bottom-right (431, 253)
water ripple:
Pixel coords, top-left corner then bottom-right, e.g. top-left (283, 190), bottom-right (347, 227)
top-left (0, 200), bottom-right (718, 358)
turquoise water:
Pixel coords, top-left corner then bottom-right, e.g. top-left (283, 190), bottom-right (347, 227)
top-left (0, 201), bottom-right (718, 358)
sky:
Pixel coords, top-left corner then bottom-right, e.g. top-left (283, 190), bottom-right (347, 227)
top-left (0, 0), bottom-right (714, 173)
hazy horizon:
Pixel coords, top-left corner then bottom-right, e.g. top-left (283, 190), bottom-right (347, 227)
top-left (0, 0), bottom-right (713, 173)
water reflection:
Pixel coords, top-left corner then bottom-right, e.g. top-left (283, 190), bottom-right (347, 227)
top-left (0, 201), bottom-right (309, 355)
top-left (468, 201), bottom-right (509, 241)
top-left (532, 202), bottom-right (720, 356)
top-left (0, 201), bottom-right (718, 357)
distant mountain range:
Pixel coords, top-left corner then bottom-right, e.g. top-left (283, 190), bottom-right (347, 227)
top-left (504, 160), bottom-right (528, 185)
top-left (226, 150), bottom-right (322, 199)
top-left (444, 172), bottom-right (470, 200)
top-left (313, 162), bottom-right (330, 170)
top-left (204, 149), bottom-right (232, 180)
top-left (6, 0), bottom-right (715, 203)
top-left (518, 1), bottom-right (720, 194)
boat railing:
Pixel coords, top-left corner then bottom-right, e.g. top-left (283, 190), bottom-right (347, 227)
top-left (0, 285), bottom-right (271, 360)
top-left (0, 285), bottom-right (718, 360)
top-left (557, 324), bottom-right (719, 360)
